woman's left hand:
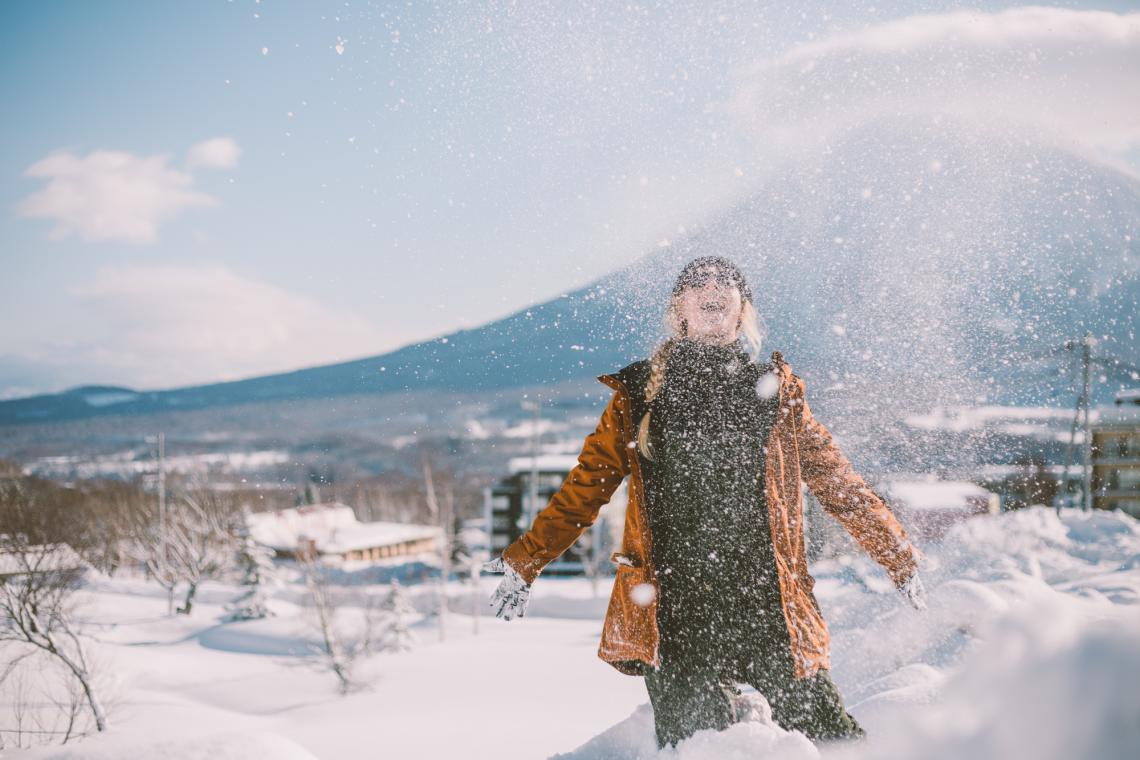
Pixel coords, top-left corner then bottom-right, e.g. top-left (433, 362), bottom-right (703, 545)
top-left (898, 572), bottom-right (928, 611)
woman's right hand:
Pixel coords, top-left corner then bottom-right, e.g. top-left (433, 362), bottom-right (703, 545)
top-left (482, 556), bottom-right (532, 621)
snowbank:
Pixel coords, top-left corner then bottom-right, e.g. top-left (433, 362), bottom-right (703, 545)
top-left (19, 731), bottom-right (318, 760)
top-left (552, 701), bottom-right (820, 760)
top-left (842, 601), bottom-right (1140, 760)
top-left (554, 507), bottom-right (1140, 759)
top-left (8, 507), bottom-right (1137, 760)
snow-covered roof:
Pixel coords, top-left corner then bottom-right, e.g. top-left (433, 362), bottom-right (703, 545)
top-left (1114, 388), bottom-right (1140, 404)
top-left (975, 463), bottom-right (1074, 478)
top-left (247, 503), bottom-right (442, 554)
top-left (904, 405), bottom-right (1080, 432)
top-left (507, 454), bottom-right (582, 474)
top-left (1094, 403), bottom-right (1140, 427)
top-left (0, 541), bottom-right (87, 577)
top-left (501, 418), bottom-right (570, 439)
top-left (878, 477), bottom-right (995, 512)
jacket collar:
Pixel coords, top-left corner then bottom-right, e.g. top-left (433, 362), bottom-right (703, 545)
top-left (597, 349), bottom-right (788, 429)
top-left (598, 359), bottom-right (652, 427)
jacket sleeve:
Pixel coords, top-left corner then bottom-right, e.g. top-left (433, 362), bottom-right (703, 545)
top-left (501, 390), bottom-right (631, 584)
top-left (794, 375), bottom-right (921, 586)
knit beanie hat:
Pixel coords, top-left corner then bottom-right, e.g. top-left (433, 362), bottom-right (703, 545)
top-left (671, 256), bottom-right (753, 303)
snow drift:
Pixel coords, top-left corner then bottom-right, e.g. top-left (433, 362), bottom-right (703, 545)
top-left (555, 507), bottom-right (1140, 760)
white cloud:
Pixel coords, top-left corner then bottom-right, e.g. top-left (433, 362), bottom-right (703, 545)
top-left (65, 264), bottom-right (388, 388)
top-left (17, 139), bottom-right (241, 244)
top-left (187, 137), bottom-right (241, 169)
top-left (727, 7), bottom-right (1140, 174)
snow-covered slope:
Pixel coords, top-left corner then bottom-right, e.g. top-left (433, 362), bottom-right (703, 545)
top-left (558, 507), bottom-right (1140, 760)
top-left (12, 507), bottom-right (1140, 760)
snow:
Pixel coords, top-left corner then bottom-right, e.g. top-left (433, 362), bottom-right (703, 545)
top-left (8, 507), bottom-right (1140, 760)
top-left (849, 604), bottom-right (1140, 760)
top-left (905, 405), bottom-right (1081, 427)
top-left (0, 542), bottom-right (86, 577)
top-left (877, 476), bottom-right (995, 513)
top-left (1098, 404), bottom-right (1140, 428)
top-left (507, 454), bottom-right (583, 473)
top-left (902, 403), bottom-right (1140, 447)
top-left (80, 391), bottom-right (139, 408)
top-left (502, 418), bottom-right (570, 439)
top-left (903, 405), bottom-right (1087, 437)
top-left (18, 731), bottom-right (319, 759)
top-left (246, 503), bottom-right (441, 555)
top-left (24, 450), bottom-right (291, 480)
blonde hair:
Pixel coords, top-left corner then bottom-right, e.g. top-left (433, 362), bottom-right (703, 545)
top-left (636, 297), bottom-right (766, 460)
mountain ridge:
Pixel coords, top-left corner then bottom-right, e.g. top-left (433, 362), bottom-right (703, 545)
top-left (3, 120), bottom-right (1136, 428)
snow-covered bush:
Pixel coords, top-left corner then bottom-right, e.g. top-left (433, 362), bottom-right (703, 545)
top-left (380, 579), bottom-right (416, 653)
top-left (226, 508), bottom-right (276, 621)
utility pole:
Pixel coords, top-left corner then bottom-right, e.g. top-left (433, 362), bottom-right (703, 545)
top-left (1058, 335), bottom-right (1094, 514)
top-left (146, 432), bottom-right (171, 614)
top-left (1080, 337), bottom-right (1093, 512)
top-left (1047, 333), bottom-right (1140, 516)
top-left (521, 399), bottom-right (541, 526)
top-left (421, 451), bottom-right (447, 642)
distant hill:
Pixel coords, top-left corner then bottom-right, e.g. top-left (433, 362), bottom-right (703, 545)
top-left (0, 288), bottom-right (639, 425)
top-left (3, 118), bottom-right (1136, 436)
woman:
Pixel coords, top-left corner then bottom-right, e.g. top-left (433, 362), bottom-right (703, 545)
top-left (483, 256), bottom-right (927, 749)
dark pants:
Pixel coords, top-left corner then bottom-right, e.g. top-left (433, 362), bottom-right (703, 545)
top-left (644, 647), bottom-right (865, 749)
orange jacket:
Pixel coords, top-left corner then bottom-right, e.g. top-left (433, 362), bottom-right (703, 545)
top-left (502, 350), bottom-right (921, 679)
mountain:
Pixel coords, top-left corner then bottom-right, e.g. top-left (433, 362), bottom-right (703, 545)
top-left (646, 120), bottom-right (1140, 467)
top-left (0, 291), bottom-right (634, 425)
top-left (3, 119), bottom-right (1136, 445)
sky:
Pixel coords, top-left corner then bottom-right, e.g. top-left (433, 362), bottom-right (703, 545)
top-left (2, 0), bottom-right (1138, 398)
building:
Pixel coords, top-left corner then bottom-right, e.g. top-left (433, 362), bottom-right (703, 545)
top-left (0, 541), bottom-right (86, 581)
top-left (484, 454), bottom-right (626, 575)
top-left (1091, 390), bottom-right (1140, 518)
top-left (247, 502), bottom-right (442, 562)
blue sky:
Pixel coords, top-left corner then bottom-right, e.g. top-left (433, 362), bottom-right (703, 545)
top-left (2, 1), bottom-right (1137, 397)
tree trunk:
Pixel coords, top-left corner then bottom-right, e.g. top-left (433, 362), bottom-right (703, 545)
top-left (304, 564), bottom-right (352, 694)
top-left (38, 613), bottom-right (109, 733)
top-left (70, 663), bottom-right (108, 732)
top-left (177, 582), bottom-right (198, 615)
top-left (52, 653), bottom-right (109, 732)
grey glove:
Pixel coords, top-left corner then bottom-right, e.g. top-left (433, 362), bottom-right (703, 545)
top-left (482, 556), bottom-right (531, 621)
top-left (898, 572), bottom-right (928, 611)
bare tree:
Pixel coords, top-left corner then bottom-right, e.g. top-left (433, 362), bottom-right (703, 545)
top-left (294, 549), bottom-right (392, 693)
top-left (118, 484), bottom-right (240, 615)
top-left (296, 550), bottom-right (354, 694)
top-left (450, 524), bottom-right (486, 634)
top-left (578, 528), bottom-right (603, 599)
top-left (421, 450), bottom-right (450, 642)
top-left (167, 488), bottom-right (241, 615)
top-left (79, 482), bottom-right (135, 578)
top-left (0, 480), bottom-right (108, 734)
top-left (0, 653), bottom-right (92, 749)
top-left (116, 489), bottom-right (180, 615)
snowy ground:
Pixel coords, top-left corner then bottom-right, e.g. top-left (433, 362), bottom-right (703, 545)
top-left (7, 506), bottom-right (1140, 760)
